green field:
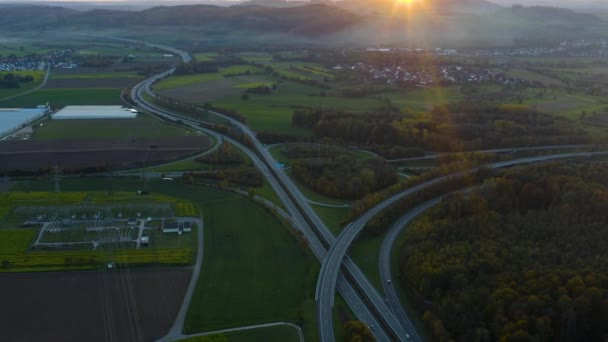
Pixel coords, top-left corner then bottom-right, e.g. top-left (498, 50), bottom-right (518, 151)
top-left (234, 82), bottom-right (272, 89)
top-left (0, 43), bottom-right (54, 57)
top-left (505, 68), bottom-right (562, 86)
top-left (221, 65), bottom-right (264, 76)
top-left (0, 88), bottom-right (123, 107)
top-left (0, 230), bottom-right (36, 254)
top-left (497, 88), bottom-right (607, 120)
top-left (349, 232), bottom-right (384, 292)
top-left (155, 65), bottom-right (265, 91)
top-left (183, 189), bottom-right (317, 340)
top-left (462, 84), bottom-right (606, 122)
top-left (384, 86), bottom-right (464, 113)
top-left (154, 61), bottom-right (466, 135)
top-left (211, 81), bottom-right (383, 135)
top-left (149, 157), bottom-right (215, 173)
top-left (180, 324), bottom-right (301, 342)
top-left (241, 53), bottom-right (274, 62)
top-left (51, 72), bottom-right (142, 79)
top-left (193, 52), bottom-right (219, 62)
top-left (313, 205), bottom-right (350, 235)
top-left (8, 177), bottom-right (317, 340)
top-left (32, 113), bottom-right (198, 140)
top-left (0, 70), bottom-right (46, 100)
top-left (155, 73), bottom-right (224, 91)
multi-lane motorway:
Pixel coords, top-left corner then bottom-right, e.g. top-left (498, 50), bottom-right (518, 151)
top-left (127, 59), bottom-right (402, 340)
top-left (127, 43), bottom-right (410, 341)
top-left (318, 150), bottom-right (608, 341)
top-left (124, 37), bottom-right (608, 342)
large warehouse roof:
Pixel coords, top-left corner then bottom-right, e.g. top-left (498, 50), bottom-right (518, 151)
top-left (52, 106), bottom-right (137, 120)
top-left (0, 107), bottom-right (47, 137)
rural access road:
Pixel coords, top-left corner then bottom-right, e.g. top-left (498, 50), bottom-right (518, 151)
top-left (320, 150), bottom-right (608, 342)
top-left (0, 64), bottom-right (51, 102)
top-left (117, 136), bottom-right (222, 175)
top-left (386, 144), bottom-right (595, 163)
top-left (158, 216), bottom-right (204, 342)
top-left (176, 322), bottom-right (304, 342)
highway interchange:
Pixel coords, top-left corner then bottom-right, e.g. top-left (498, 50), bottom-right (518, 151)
top-left (124, 38), bottom-right (608, 342)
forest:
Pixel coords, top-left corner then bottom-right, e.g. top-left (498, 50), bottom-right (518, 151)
top-left (174, 58), bottom-right (243, 75)
top-left (0, 73), bottom-right (34, 88)
top-left (397, 163), bottom-right (608, 342)
top-left (196, 142), bottom-right (243, 165)
top-left (292, 104), bottom-right (590, 154)
top-left (291, 154), bottom-right (397, 200)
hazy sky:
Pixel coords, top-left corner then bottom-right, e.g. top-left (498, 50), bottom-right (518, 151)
top-left (5, 0), bottom-right (608, 9)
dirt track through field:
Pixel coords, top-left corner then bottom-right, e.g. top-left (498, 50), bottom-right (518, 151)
top-left (0, 268), bottom-right (191, 342)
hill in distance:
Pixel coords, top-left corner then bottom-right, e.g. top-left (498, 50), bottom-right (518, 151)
top-left (0, 2), bottom-right (605, 46)
top-left (0, 3), bottom-right (360, 36)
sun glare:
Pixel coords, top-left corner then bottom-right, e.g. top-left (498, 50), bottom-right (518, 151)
top-left (395, 0), bottom-right (421, 6)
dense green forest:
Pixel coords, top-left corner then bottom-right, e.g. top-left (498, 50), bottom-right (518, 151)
top-left (398, 163), bottom-right (608, 341)
top-left (0, 73), bottom-right (34, 89)
top-left (196, 143), bottom-right (243, 164)
top-left (291, 155), bottom-right (397, 200)
top-left (293, 104), bottom-right (589, 153)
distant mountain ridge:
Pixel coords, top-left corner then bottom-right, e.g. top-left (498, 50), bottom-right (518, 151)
top-left (0, 3), bottom-right (605, 46)
top-left (0, 3), bottom-right (360, 36)
top-left (508, 5), bottom-right (602, 23)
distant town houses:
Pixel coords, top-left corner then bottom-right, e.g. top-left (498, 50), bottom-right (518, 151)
top-left (347, 62), bottom-right (527, 87)
top-left (364, 39), bottom-right (608, 59)
top-left (468, 39), bottom-right (608, 58)
top-left (0, 49), bottom-right (77, 71)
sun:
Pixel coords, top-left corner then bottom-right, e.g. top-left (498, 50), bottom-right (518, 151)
top-left (395, 0), bottom-right (421, 5)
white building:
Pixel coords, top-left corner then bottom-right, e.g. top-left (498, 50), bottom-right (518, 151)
top-left (0, 107), bottom-right (48, 138)
top-left (52, 106), bottom-right (137, 120)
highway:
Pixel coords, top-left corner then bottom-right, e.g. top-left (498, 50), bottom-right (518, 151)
top-left (386, 144), bottom-right (597, 163)
top-left (124, 37), bottom-right (608, 342)
top-left (131, 73), bottom-right (400, 341)
top-left (126, 42), bottom-right (406, 341)
top-left (379, 198), bottom-right (443, 341)
top-left (319, 150), bottom-right (608, 341)
top-left (140, 87), bottom-right (415, 341)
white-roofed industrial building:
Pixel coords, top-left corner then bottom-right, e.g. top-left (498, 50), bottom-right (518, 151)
top-left (0, 106), bottom-right (48, 138)
top-left (52, 106), bottom-right (137, 120)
